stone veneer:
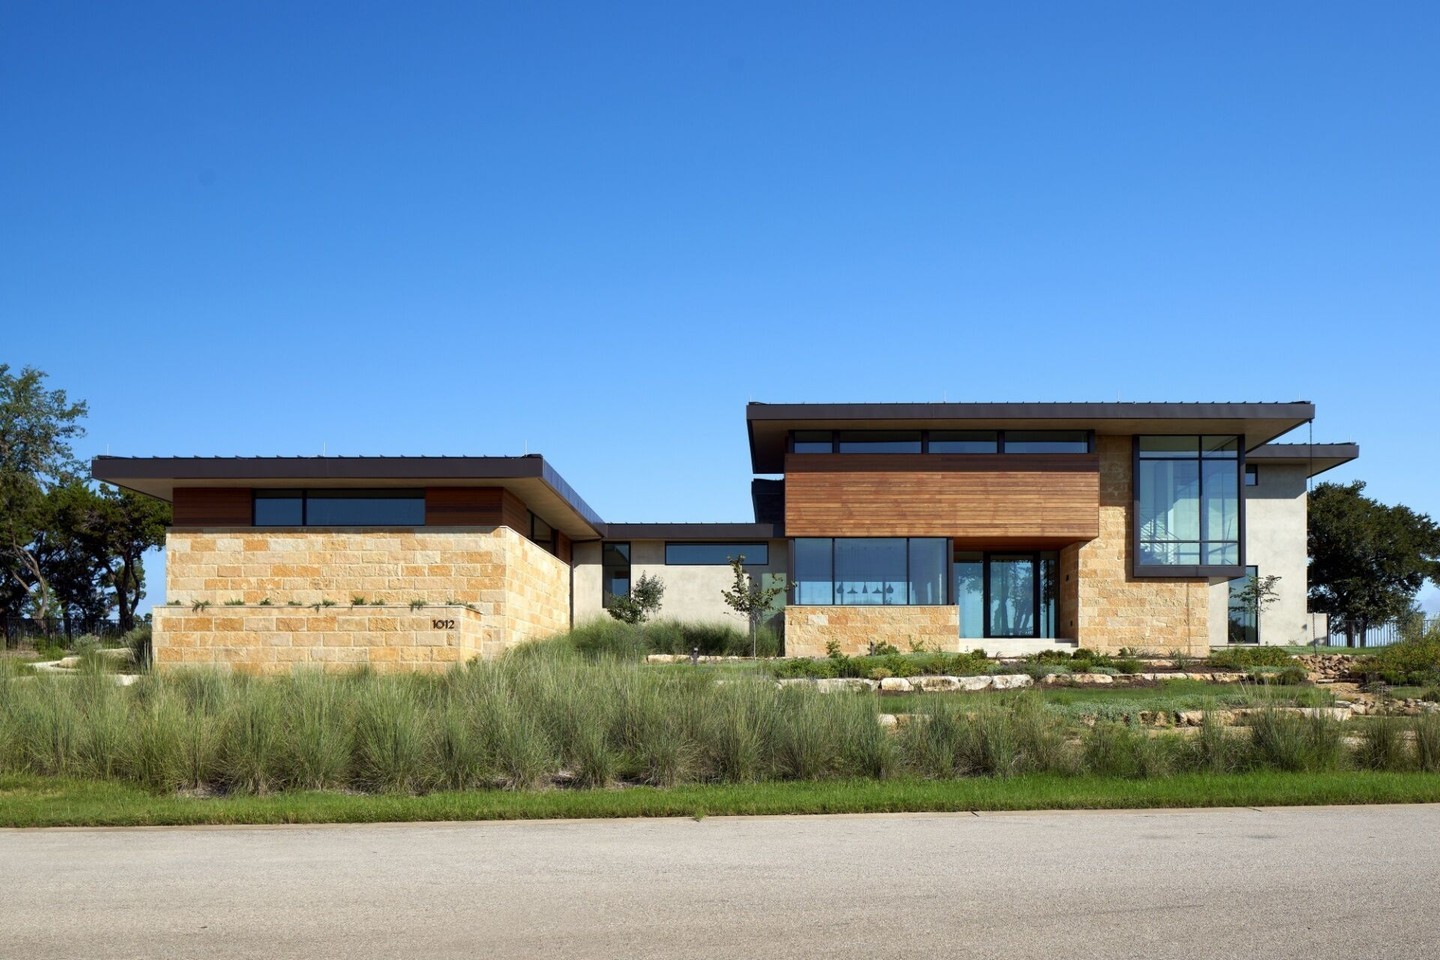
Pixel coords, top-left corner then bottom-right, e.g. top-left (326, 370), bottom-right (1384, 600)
top-left (785, 606), bottom-right (959, 657)
top-left (151, 606), bottom-right (487, 675)
top-left (157, 525), bottom-right (570, 673)
top-left (1072, 435), bottom-right (1210, 656)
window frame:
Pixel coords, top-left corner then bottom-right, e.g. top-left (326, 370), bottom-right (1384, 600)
top-left (252, 489), bottom-right (426, 527)
top-left (600, 542), bottom-right (632, 610)
top-left (1131, 435), bottom-right (1246, 578)
top-left (788, 429), bottom-right (1093, 455)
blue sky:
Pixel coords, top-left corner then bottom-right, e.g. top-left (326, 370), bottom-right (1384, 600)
top-left (3, 2), bottom-right (1437, 613)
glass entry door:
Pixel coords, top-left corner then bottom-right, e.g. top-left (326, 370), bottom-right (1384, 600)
top-left (988, 555), bottom-right (1036, 637)
top-left (956, 551), bottom-right (1058, 639)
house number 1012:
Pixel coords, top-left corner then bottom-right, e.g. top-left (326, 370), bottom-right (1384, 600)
top-left (431, 619), bottom-right (456, 630)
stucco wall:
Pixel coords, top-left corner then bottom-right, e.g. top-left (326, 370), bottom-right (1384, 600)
top-left (572, 538), bottom-right (788, 628)
top-left (1207, 462), bottom-right (1316, 646)
top-left (158, 526), bottom-right (570, 671)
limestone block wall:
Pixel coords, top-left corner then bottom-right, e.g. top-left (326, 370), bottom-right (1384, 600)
top-left (785, 606), bottom-right (959, 657)
top-left (1074, 436), bottom-right (1209, 655)
top-left (501, 533), bottom-right (573, 647)
top-left (159, 525), bottom-right (570, 671)
top-left (151, 606), bottom-right (486, 675)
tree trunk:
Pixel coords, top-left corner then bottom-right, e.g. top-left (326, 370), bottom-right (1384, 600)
top-left (115, 556), bottom-right (134, 632)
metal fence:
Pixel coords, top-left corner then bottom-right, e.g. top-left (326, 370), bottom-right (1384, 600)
top-left (1, 617), bottom-right (126, 650)
top-left (1324, 617), bottom-right (1438, 649)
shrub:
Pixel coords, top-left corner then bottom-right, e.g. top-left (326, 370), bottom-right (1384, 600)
top-left (1247, 665), bottom-right (1309, 686)
top-left (1355, 637), bottom-right (1440, 687)
top-left (219, 680), bottom-right (284, 794)
top-left (1082, 723), bottom-right (1176, 778)
top-left (352, 679), bottom-right (429, 794)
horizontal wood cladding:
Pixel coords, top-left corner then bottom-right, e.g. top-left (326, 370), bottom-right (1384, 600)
top-left (783, 453), bottom-right (1100, 541)
top-left (500, 490), bottom-right (530, 535)
top-left (172, 488), bottom-right (252, 527)
top-left (556, 530), bottom-right (573, 564)
top-left (424, 487), bottom-right (506, 526)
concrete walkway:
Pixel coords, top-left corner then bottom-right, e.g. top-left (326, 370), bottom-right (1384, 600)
top-left (3, 804), bottom-right (1438, 959)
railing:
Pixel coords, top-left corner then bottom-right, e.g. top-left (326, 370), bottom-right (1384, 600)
top-left (1, 617), bottom-right (125, 650)
top-left (1325, 617), bottom-right (1438, 649)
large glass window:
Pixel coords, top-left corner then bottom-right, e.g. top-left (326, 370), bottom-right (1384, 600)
top-left (1227, 566), bottom-right (1260, 644)
top-left (253, 489), bottom-right (424, 526)
top-left (1137, 436), bottom-right (1242, 569)
top-left (792, 538), bottom-right (949, 605)
top-left (793, 538), bottom-right (834, 604)
top-left (601, 543), bottom-right (631, 608)
top-left (665, 543), bottom-right (769, 565)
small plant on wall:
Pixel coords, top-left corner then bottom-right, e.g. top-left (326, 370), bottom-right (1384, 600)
top-left (607, 573), bottom-right (665, 625)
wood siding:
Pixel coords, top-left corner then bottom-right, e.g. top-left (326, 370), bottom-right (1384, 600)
top-left (172, 488), bottom-right (252, 527)
top-left (783, 453), bottom-right (1100, 542)
top-left (500, 490), bottom-right (530, 536)
top-left (424, 487), bottom-right (506, 526)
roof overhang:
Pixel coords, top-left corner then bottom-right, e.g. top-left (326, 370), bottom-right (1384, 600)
top-left (746, 402), bottom-right (1317, 474)
top-left (91, 455), bottom-right (605, 540)
top-left (1247, 443), bottom-right (1359, 478)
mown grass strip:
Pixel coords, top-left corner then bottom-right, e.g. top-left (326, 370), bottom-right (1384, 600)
top-left (4, 771), bottom-right (1440, 829)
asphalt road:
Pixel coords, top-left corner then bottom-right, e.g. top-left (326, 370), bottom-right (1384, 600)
top-left (3, 804), bottom-right (1438, 959)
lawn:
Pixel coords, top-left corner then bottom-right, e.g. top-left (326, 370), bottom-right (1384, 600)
top-left (5, 770), bottom-right (1440, 828)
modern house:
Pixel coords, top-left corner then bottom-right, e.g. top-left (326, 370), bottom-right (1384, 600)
top-left (92, 401), bottom-right (1356, 673)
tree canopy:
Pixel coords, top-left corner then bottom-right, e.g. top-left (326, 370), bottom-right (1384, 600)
top-left (0, 365), bottom-right (170, 631)
top-left (1308, 480), bottom-right (1440, 646)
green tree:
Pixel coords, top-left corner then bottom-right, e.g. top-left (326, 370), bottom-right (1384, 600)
top-left (720, 555), bottom-right (789, 658)
top-left (0, 365), bottom-right (88, 620)
top-left (34, 479), bottom-right (114, 633)
top-left (606, 572), bottom-right (665, 625)
top-left (1308, 481), bottom-right (1440, 647)
top-left (93, 485), bottom-right (171, 631)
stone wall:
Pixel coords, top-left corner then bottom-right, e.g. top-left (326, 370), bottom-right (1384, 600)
top-left (1073, 436), bottom-right (1210, 655)
top-left (152, 606), bottom-right (486, 675)
top-left (158, 525), bottom-right (570, 671)
top-left (785, 605), bottom-right (959, 657)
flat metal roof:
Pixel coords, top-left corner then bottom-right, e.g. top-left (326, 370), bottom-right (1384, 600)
top-left (1248, 442), bottom-right (1359, 477)
top-left (746, 401), bottom-right (1318, 473)
top-left (91, 455), bottom-right (606, 539)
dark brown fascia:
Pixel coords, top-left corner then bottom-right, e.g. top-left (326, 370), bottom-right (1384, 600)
top-left (745, 401), bottom-right (1318, 474)
top-left (90, 455), bottom-right (605, 537)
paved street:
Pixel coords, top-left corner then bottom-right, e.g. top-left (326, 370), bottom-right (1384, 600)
top-left (3, 804), bottom-right (1438, 959)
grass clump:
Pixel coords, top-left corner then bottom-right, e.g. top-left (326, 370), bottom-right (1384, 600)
top-left (1207, 646), bottom-right (1297, 670)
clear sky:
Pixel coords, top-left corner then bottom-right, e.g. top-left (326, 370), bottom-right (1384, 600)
top-left (3, 2), bottom-right (1437, 614)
